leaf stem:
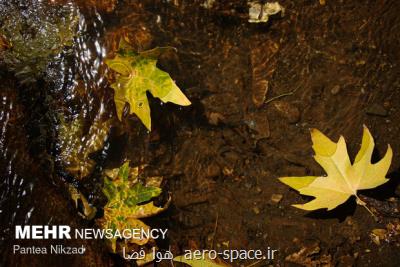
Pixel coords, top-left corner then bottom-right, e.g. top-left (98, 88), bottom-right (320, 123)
top-left (355, 195), bottom-right (378, 221)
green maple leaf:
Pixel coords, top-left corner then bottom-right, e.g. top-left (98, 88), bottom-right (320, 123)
top-left (106, 43), bottom-right (191, 130)
top-left (98, 161), bottom-right (169, 252)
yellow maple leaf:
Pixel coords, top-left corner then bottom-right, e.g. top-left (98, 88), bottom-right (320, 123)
top-left (97, 161), bottom-right (170, 252)
top-left (279, 126), bottom-right (393, 211)
top-left (106, 43), bottom-right (191, 130)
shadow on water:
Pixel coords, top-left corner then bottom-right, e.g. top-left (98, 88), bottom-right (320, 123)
top-left (305, 198), bottom-right (357, 223)
top-left (304, 146), bottom-right (400, 222)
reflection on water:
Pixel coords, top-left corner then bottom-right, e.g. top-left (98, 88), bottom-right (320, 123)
top-left (0, 0), bottom-right (78, 83)
top-left (0, 83), bottom-right (35, 246)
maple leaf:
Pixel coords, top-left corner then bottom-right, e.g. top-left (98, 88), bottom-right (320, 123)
top-left (97, 161), bottom-right (170, 252)
top-left (279, 126), bottom-right (393, 211)
top-left (68, 184), bottom-right (97, 220)
top-left (105, 42), bottom-right (191, 130)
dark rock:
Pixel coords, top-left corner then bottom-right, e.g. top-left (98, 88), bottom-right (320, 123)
top-left (366, 103), bottom-right (388, 117)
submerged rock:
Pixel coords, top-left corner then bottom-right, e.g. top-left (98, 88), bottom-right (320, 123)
top-left (366, 103), bottom-right (388, 117)
top-left (273, 100), bottom-right (301, 124)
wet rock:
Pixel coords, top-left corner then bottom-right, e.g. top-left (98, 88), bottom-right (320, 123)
top-left (366, 103), bottom-right (388, 117)
top-left (273, 101), bottom-right (301, 124)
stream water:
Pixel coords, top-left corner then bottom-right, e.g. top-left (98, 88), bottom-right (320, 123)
top-left (0, 0), bottom-right (111, 251)
top-left (2, 1), bottom-right (400, 266)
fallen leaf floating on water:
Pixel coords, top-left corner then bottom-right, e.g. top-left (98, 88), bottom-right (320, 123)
top-left (97, 161), bottom-right (170, 252)
top-left (106, 40), bottom-right (191, 130)
top-left (279, 126), bottom-right (393, 211)
top-left (174, 255), bottom-right (230, 267)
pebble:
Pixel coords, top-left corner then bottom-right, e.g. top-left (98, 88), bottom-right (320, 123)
top-left (253, 206), bottom-right (261, 214)
top-left (366, 103), bottom-right (388, 117)
top-left (255, 186), bottom-right (262, 194)
top-left (271, 193), bottom-right (283, 203)
top-left (207, 112), bottom-right (225, 125)
top-left (222, 167), bottom-right (233, 176)
top-left (330, 85), bottom-right (341, 95)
